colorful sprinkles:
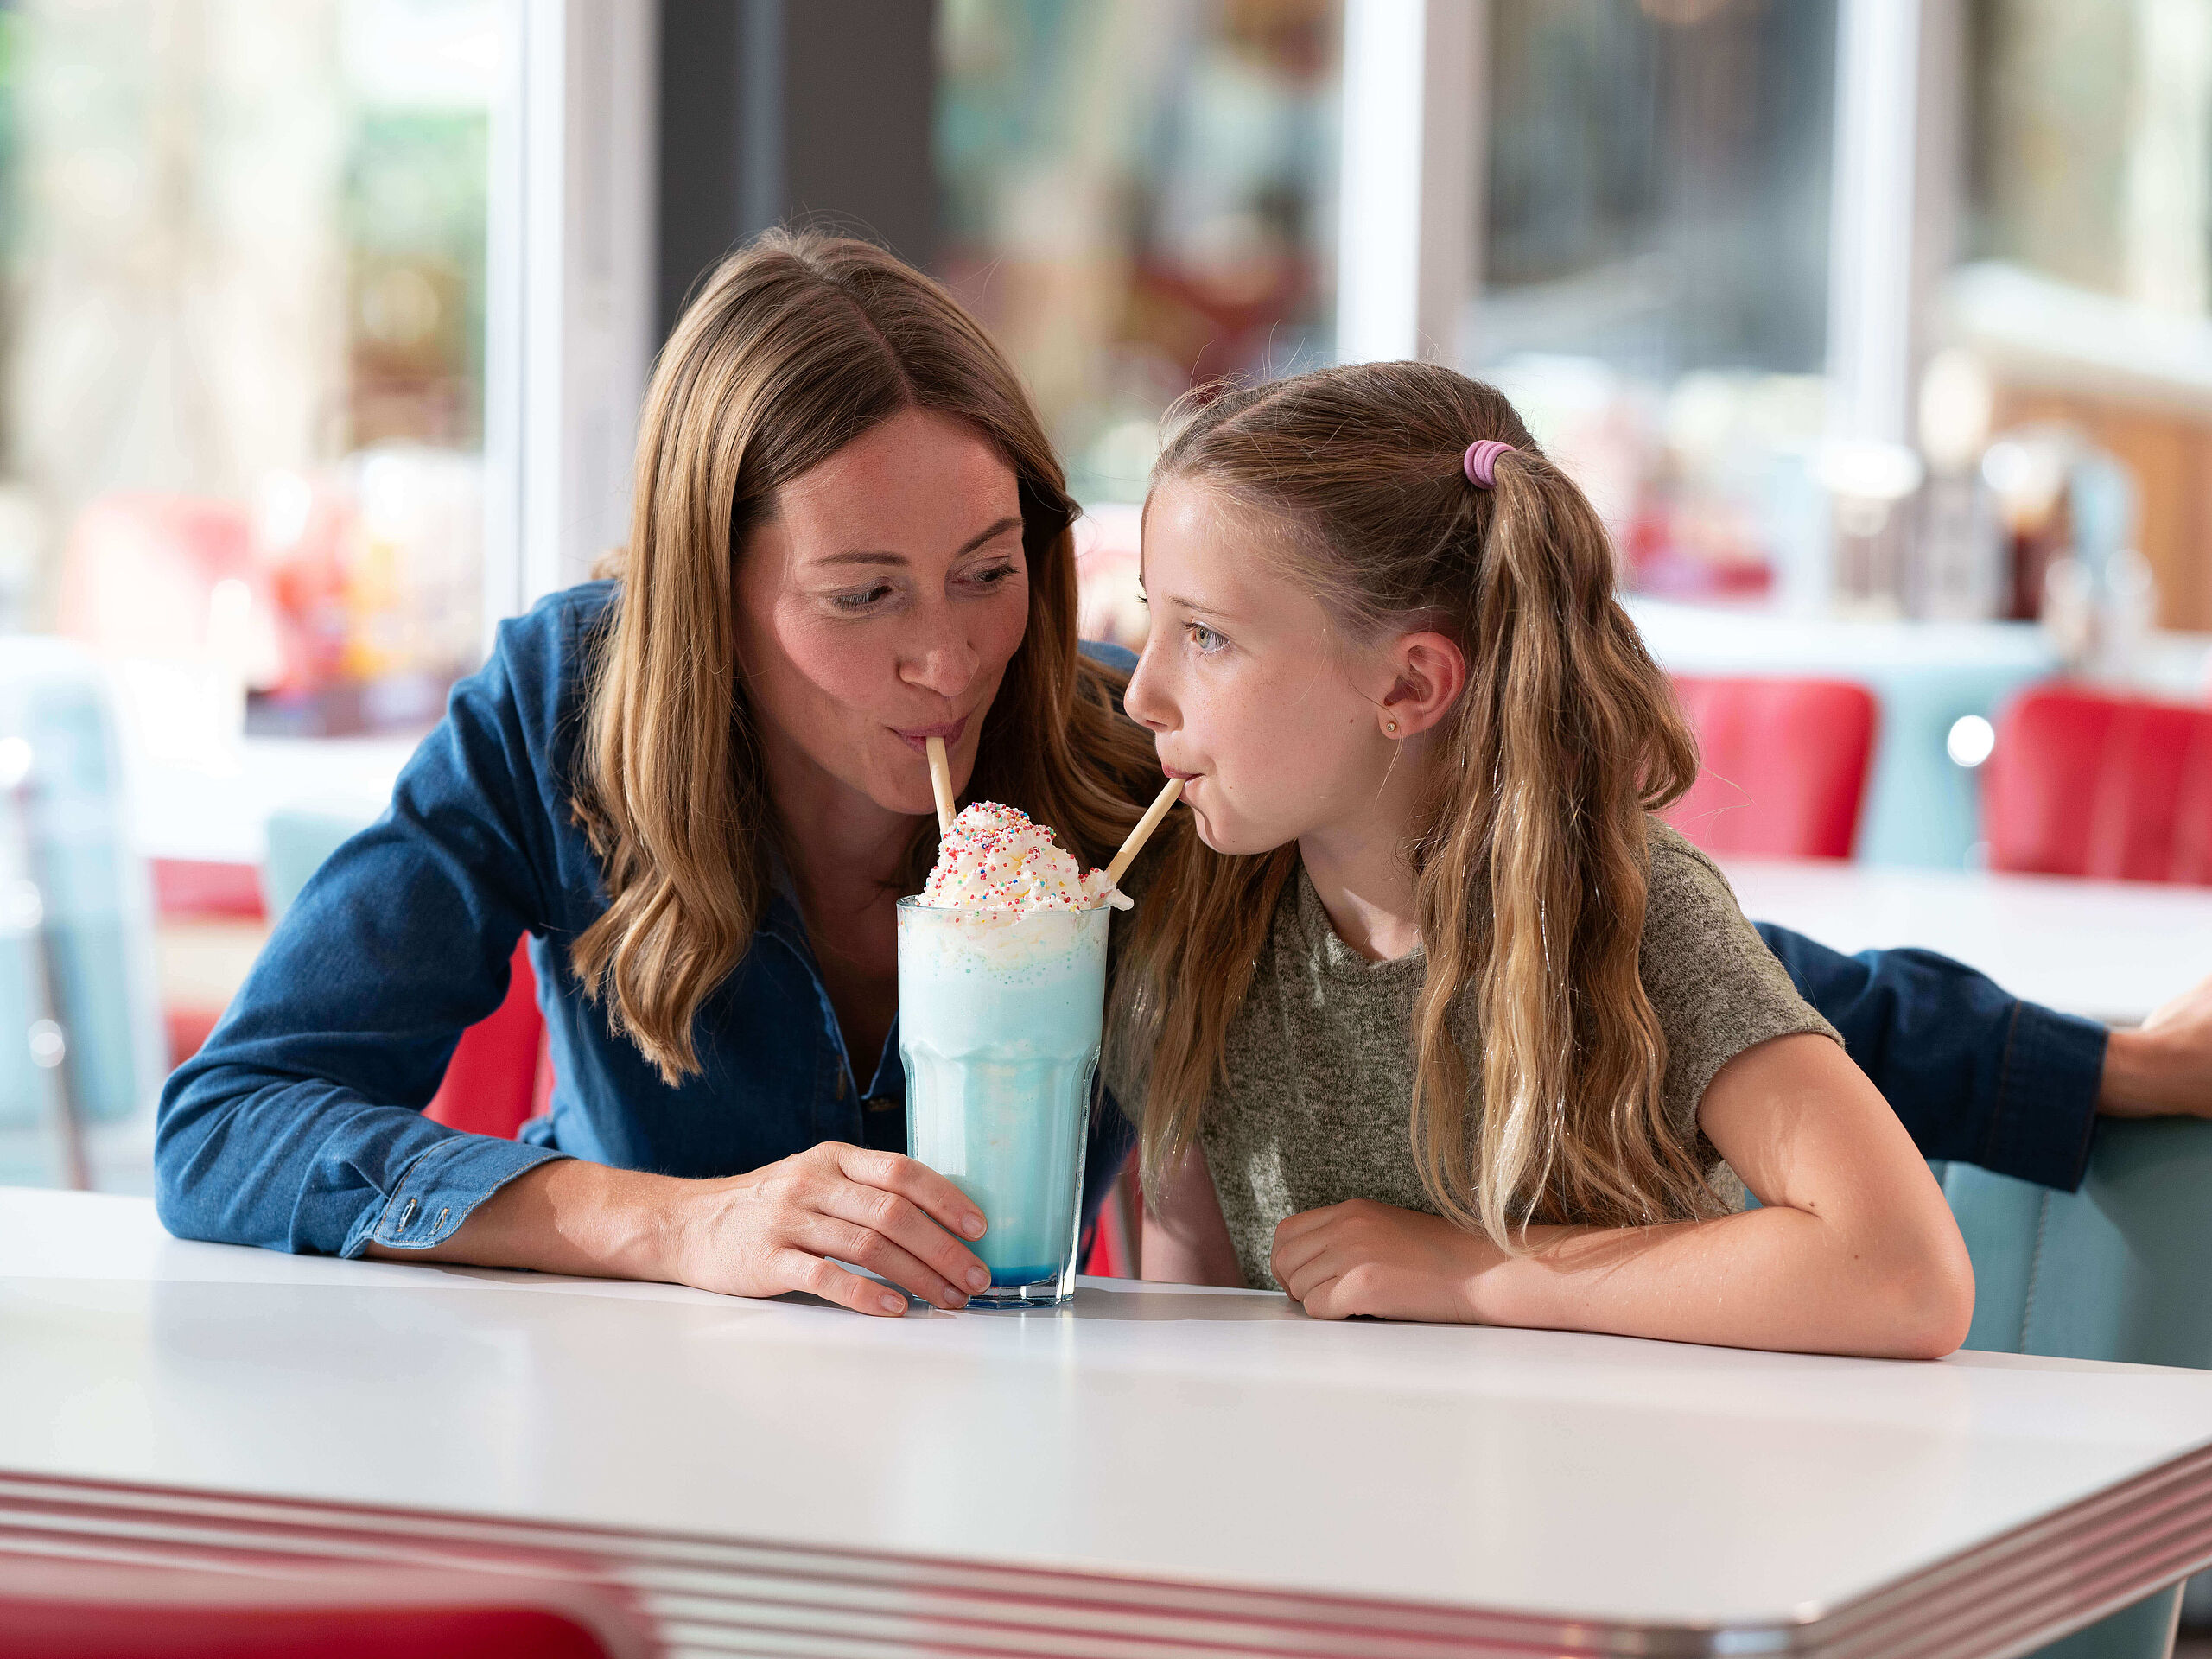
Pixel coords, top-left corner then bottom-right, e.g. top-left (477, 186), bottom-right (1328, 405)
top-left (920, 802), bottom-right (1120, 912)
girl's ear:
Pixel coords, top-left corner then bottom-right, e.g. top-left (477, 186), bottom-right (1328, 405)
top-left (1378, 631), bottom-right (1467, 738)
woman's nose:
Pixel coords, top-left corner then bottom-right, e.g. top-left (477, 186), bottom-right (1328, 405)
top-left (900, 623), bottom-right (981, 699)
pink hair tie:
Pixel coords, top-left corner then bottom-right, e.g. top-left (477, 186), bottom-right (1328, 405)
top-left (1462, 439), bottom-right (1513, 488)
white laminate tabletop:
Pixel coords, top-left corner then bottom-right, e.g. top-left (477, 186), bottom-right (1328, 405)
top-left (1723, 858), bottom-right (2212, 1026)
top-left (7, 1190), bottom-right (2212, 1657)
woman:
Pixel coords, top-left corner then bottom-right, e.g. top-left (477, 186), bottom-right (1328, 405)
top-left (157, 232), bottom-right (1156, 1317)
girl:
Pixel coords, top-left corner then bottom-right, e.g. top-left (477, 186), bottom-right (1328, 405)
top-left (1113, 363), bottom-right (1975, 1359)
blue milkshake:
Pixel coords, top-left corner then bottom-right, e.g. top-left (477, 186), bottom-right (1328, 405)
top-left (898, 804), bottom-right (1122, 1307)
top-left (896, 901), bottom-right (1110, 1305)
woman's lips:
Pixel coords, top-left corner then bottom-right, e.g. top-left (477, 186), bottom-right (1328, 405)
top-left (1160, 765), bottom-right (1201, 783)
top-left (893, 716), bottom-right (968, 755)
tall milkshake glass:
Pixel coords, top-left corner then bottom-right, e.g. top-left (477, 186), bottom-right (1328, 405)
top-left (896, 898), bottom-right (1110, 1307)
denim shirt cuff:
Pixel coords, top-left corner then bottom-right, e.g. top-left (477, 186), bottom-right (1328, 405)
top-left (1988, 1000), bottom-right (2108, 1193)
top-left (340, 1134), bottom-right (571, 1258)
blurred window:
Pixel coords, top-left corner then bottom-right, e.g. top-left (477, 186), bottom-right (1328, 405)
top-left (0, 0), bottom-right (499, 740)
top-left (1475, 0), bottom-right (1839, 607)
top-left (1481, 0), bottom-right (1836, 383)
top-left (1968, 0), bottom-right (2202, 315)
top-left (934, 0), bottom-right (1342, 509)
top-left (1961, 0), bottom-right (2212, 632)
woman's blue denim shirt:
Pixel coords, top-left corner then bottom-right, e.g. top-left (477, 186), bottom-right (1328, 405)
top-left (156, 582), bottom-right (1139, 1258)
top-left (156, 580), bottom-right (2112, 1262)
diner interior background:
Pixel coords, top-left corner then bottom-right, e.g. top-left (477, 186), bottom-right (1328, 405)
top-left (1, 5), bottom-right (2209, 1239)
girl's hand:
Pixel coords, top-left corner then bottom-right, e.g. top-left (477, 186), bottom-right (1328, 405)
top-left (1269, 1198), bottom-right (1500, 1322)
top-left (667, 1143), bottom-right (993, 1316)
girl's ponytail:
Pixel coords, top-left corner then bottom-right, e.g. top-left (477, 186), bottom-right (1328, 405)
top-left (1115, 362), bottom-right (1711, 1249)
top-left (1414, 450), bottom-right (1708, 1245)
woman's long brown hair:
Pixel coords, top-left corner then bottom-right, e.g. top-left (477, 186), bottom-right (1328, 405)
top-left (570, 232), bottom-right (1154, 1084)
top-left (1113, 362), bottom-right (1711, 1248)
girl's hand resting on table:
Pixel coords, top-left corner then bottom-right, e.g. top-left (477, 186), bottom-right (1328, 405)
top-left (673, 1143), bottom-right (994, 1315)
top-left (1270, 1199), bottom-right (1501, 1322)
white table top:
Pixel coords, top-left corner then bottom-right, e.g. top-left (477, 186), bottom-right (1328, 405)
top-left (7, 1190), bottom-right (2212, 1656)
top-left (1724, 857), bottom-right (2212, 1026)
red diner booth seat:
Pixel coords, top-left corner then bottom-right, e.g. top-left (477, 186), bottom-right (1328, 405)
top-left (158, 845), bottom-right (555, 1137)
top-left (0, 1554), bottom-right (649, 1658)
top-left (1662, 676), bottom-right (1879, 861)
top-left (423, 937), bottom-right (555, 1138)
top-left (1983, 684), bottom-right (2212, 885)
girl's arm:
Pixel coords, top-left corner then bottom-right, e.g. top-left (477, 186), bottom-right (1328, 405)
top-left (1270, 1032), bottom-right (1976, 1358)
top-left (1141, 1144), bottom-right (1244, 1287)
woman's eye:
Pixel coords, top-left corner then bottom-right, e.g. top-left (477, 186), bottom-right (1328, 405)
top-left (959, 560), bottom-right (1019, 591)
top-left (831, 584), bottom-right (894, 613)
top-left (1185, 621), bottom-right (1226, 653)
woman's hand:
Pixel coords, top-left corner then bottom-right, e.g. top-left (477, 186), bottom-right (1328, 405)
top-left (1269, 1198), bottom-right (1500, 1321)
top-left (367, 1146), bottom-right (991, 1317)
top-left (670, 1142), bottom-right (993, 1314)
top-left (2101, 970), bottom-right (2212, 1117)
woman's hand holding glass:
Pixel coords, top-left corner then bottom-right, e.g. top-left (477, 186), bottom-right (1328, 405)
top-left (369, 1146), bottom-right (989, 1318)
top-left (671, 1142), bottom-right (993, 1315)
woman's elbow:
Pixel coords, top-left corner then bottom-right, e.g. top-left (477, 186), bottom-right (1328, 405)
top-left (151, 1064), bottom-right (250, 1243)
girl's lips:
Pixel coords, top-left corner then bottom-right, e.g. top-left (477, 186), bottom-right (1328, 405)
top-left (1160, 765), bottom-right (1201, 782)
top-left (893, 717), bottom-right (968, 755)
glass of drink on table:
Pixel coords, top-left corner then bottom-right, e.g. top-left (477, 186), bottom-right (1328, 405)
top-left (897, 803), bottom-right (1128, 1307)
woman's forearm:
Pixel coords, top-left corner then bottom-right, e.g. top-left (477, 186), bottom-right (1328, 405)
top-left (365, 1159), bottom-right (685, 1281)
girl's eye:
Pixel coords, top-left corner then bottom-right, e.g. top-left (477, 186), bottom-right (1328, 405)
top-left (831, 584), bottom-right (895, 613)
top-left (1185, 621), bottom-right (1226, 654)
top-left (961, 561), bottom-right (1018, 590)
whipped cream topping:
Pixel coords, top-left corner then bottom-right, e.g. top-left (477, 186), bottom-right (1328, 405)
top-left (920, 802), bottom-right (1128, 912)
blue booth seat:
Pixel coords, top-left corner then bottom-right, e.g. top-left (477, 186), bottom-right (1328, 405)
top-left (1938, 1116), bottom-right (2212, 1659)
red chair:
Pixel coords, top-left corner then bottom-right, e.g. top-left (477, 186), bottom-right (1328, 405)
top-left (155, 855), bottom-right (553, 1137)
top-left (153, 857), bottom-right (274, 1068)
top-left (1662, 676), bottom-right (1879, 861)
top-left (0, 1554), bottom-right (652, 1658)
top-left (1079, 1154), bottom-right (1143, 1278)
top-left (423, 938), bottom-right (555, 1137)
top-left (1983, 684), bottom-right (2212, 885)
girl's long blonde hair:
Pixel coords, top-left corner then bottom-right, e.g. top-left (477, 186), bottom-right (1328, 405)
top-left (1114, 362), bottom-right (1708, 1248)
top-left (571, 232), bottom-right (1154, 1084)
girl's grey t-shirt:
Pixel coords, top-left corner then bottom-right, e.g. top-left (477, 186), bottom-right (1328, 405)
top-left (1109, 821), bottom-right (1840, 1292)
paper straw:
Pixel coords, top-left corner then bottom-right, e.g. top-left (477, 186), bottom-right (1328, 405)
top-left (925, 736), bottom-right (957, 836)
top-left (1105, 777), bottom-right (1183, 886)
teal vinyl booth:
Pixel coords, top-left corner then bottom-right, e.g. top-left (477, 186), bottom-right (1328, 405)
top-left (1940, 1117), bottom-right (2212, 1659)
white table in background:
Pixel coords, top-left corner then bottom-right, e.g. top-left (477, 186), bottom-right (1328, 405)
top-left (1723, 858), bottom-right (2212, 1027)
top-left (6, 1190), bottom-right (2212, 1658)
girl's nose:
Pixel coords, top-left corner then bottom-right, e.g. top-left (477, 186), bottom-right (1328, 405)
top-left (1123, 642), bottom-right (1173, 733)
